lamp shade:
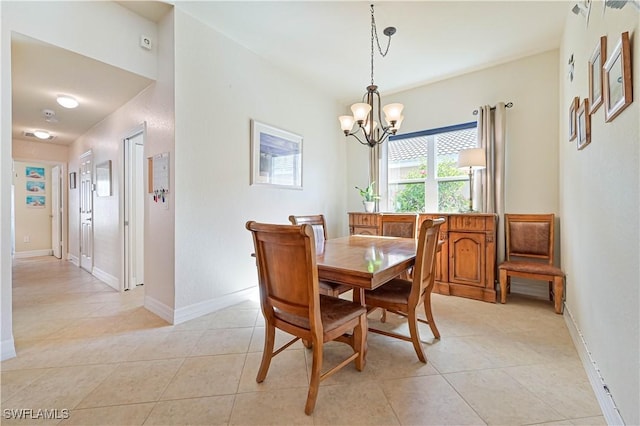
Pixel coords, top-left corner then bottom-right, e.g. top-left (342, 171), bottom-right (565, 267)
top-left (382, 103), bottom-right (404, 122)
top-left (351, 103), bottom-right (372, 122)
top-left (457, 148), bottom-right (486, 169)
top-left (338, 115), bottom-right (355, 132)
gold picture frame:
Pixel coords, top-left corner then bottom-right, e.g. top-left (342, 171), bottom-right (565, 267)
top-left (569, 96), bottom-right (579, 141)
top-left (588, 36), bottom-right (606, 114)
top-left (577, 98), bottom-right (591, 150)
top-left (604, 31), bottom-right (633, 122)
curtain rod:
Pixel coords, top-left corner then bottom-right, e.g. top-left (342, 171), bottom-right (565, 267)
top-left (472, 102), bottom-right (513, 115)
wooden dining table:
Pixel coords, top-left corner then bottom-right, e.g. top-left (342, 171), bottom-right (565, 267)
top-left (316, 234), bottom-right (418, 303)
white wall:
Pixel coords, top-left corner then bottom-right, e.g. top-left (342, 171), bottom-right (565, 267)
top-left (346, 50), bottom-right (560, 217)
top-left (560, 4), bottom-right (639, 425)
top-left (172, 8), bottom-right (348, 318)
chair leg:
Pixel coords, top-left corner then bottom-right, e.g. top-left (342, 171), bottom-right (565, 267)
top-left (499, 269), bottom-right (508, 304)
top-left (423, 296), bottom-right (440, 339)
top-left (256, 324), bottom-right (276, 383)
top-left (548, 282), bottom-right (553, 301)
top-left (353, 314), bottom-right (367, 371)
top-left (407, 310), bottom-right (427, 363)
top-left (553, 276), bottom-right (564, 314)
top-left (305, 339), bottom-right (323, 415)
top-left (380, 308), bottom-right (387, 323)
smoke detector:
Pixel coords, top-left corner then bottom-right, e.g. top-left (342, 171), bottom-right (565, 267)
top-left (42, 108), bottom-right (58, 123)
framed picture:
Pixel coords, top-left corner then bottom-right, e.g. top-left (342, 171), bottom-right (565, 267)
top-left (588, 36), bottom-right (606, 114)
top-left (250, 120), bottom-right (303, 189)
top-left (577, 98), bottom-right (591, 150)
top-left (26, 181), bottom-right (45, 193)
top-left (69, 172), bottom-right (77, 189)
top-left (95, 160), bottom-right (112, 197)
top-left (25, 166), bottom-right (45, 180)
top-left (26, 195), bottom-right (46, 208)
top-left (604, 31), bottom-right (632, 122)
top-left (569, 96), bottom-right (579, 141)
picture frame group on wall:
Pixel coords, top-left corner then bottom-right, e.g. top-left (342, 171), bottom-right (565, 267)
top-left (250, 120), bottom-right (303, 189)
top-left (588, 36), bottom-right (606, 115)
top-left (577, 98), bottom-right (591, 150)
top-left (603, 31), bottom-right (632, 122)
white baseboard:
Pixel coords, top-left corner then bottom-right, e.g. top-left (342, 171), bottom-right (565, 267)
top-left (1, 336), bottom-right (16, 361)
top-left (92, 267), bottom-right (119, 291)
top-left (144, 295), bottom-right (174, 324)
top-left (564, 305), bottom-right (625, 425)
top-left (173, 287), bottom-right (258, 325)
top-left (13, 249), bottom-right (53, 259)
top-left (67, 253), bottom-right (79, 266)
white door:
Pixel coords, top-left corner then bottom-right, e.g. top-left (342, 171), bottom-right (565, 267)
top-left (124, 133), bottom-right (144, 290)
top-left (51, 165), bottom-right (62, 258)
top-left (79, 152), bottom-right (93, 272)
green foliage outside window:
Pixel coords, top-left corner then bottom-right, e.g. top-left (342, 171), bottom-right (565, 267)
top-left (394, 159), bottom-right (467, 212)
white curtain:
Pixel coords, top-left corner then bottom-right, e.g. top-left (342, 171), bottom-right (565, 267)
top-left (477, 102), bottom-right (507, 263)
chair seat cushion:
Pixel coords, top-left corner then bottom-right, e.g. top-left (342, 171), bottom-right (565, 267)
top-left (364, 278), bottom-right (412, 306)
top-left (276, 295), bottom-right (366, 331)
top-left (499, 261), bottom-right (564, 277)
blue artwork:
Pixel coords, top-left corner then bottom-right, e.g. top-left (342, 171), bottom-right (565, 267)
top-left (26, 195), bottom-right (46, 208)
top-left (26, 181), bottom-right (45, 193)
top-left (25, 166), bottom-right (45, 179)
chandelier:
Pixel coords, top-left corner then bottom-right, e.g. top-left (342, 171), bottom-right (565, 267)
top-left (338, 4), bottom-right (404, 148)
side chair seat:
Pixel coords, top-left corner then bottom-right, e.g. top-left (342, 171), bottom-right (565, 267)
top-left (276, 295), bottom-right (367, 331)
top-left (365, 278), bottom-right (412, 306)
top-left (498, 261), bottom-right (564, 277)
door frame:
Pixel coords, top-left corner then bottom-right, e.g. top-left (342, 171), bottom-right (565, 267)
top-left (121, 123), bottom-right (146, 292)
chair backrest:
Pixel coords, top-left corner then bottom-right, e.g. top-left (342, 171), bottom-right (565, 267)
top-left (381, 213), bottom-right (418, 238)
top-left (504, 214), bottom-right (555, 264)
top-left (246, 221), bottom-right (321, 329)
top-left (410, 218), bottom-right (444, 303)
top-left (289, 214), bottom-right (327, 254)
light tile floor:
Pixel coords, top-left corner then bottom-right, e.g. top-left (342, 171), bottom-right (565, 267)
top-left (2, 256), bottom-right (605, 425)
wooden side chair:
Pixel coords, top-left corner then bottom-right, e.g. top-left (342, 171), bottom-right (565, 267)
top-left (288, 214), bottom-right (351, 297)
top-left (246, 221), bottom-right (367, 415)
top-left (498, 213), bottom-right (565, 314)
top-left (381, 213), bottom-right (418, 239)
top-left (363, 218), bottom-right (444, 363)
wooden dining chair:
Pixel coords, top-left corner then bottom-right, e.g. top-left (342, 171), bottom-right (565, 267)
top-left (246, 221), bottom-right (367, 415)
top-left (364, 218), bottom-right (444, 363)
top-left (498, 213), bottom-right (565, 314)
top-left (288, 214), bottom-right (351, 297)
top-left (381, 213), bottom-right (418, 239)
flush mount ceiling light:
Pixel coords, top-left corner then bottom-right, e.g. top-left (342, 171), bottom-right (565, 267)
top-left (56, 95), bottom-right (79, 109)
top-left (33, 130), bottom-right (52, 140)
top-left (338, 4), bottom-right (404, 148)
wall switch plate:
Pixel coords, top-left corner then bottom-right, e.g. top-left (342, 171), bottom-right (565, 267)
top-left (140, 35), bottom-right (152, 50)
top-left (23, 236), bottom-right (30, 243)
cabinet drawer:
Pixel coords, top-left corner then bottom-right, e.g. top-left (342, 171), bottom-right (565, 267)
top-left (350, 213), bottom-right (380, 226)
top-left (449, 215), bottom-right (487, 231)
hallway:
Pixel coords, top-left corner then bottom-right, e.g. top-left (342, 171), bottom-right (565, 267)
top-left (1, 256), bottom-right (604, 425)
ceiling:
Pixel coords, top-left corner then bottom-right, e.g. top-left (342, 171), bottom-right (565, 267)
top-left (12, 1), bottom-right (571, 147)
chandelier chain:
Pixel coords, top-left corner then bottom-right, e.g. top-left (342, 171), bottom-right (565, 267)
top-left (370, 4), bottom-right (392, 86)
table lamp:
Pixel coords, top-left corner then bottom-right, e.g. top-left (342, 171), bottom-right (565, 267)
top-left (457, 148), bottom-right (486, 212)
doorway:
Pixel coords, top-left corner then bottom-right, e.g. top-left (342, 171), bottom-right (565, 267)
top-left (79, 151), bottom-right (93, 272)
top-left (123, 130), bottom-right (145, 291)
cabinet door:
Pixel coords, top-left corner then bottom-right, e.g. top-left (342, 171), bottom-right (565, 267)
top-left (448, 232), bottom-right (485, 287)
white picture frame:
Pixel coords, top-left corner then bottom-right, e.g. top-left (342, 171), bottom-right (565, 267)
top-left (250, 120), bottom-right (303, 189)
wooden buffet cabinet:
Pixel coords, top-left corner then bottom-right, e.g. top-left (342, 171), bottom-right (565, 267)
top-left (348, 212), bottom-right (498, 302)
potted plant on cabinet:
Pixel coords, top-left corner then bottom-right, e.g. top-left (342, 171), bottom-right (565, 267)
top-left (356, 182), bottom-right (380, 213)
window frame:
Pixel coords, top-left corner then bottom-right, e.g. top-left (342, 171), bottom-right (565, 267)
top-left (382, 121), bottom-right (478, 213)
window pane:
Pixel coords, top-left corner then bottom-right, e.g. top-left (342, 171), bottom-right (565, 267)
top-left (389, 182), bottom-right (425, 212)
top-left (438, 179), bottom-right (468, 212)
top-left (435, 128), bottom-right (477, 179)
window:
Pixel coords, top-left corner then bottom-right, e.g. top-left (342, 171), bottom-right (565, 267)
top-left (384, 122), bottom-right (478, 213)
